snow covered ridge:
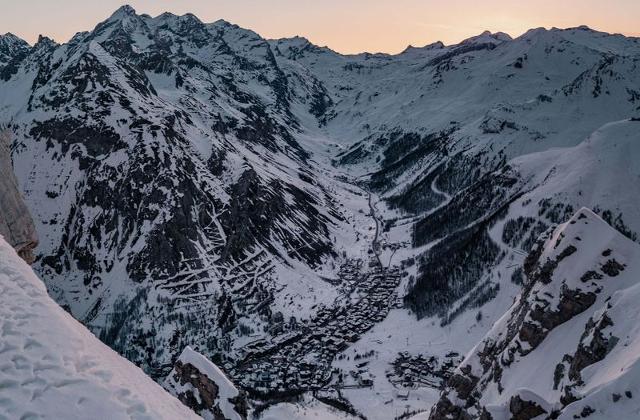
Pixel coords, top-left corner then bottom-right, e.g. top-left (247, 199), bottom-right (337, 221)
top-left (0, 32), bottom-right (30, 71)
top-left (0, 236), bottom-right (200, 420)
top-left (164, 346), bottom-right (248, 420)
top-left (429, 208), bottom-right (640, 419)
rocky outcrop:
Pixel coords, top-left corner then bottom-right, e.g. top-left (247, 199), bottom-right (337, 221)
top-left (429, 208), bottom-right (640, 419)
top-left (509, 395), bottom-right (547, 420)
top-left (0, 130), bottom-right (37, 263)
top-left (164, 346), bottom-right (248, 420)
top-left (568, 312), bottom-right (618, 382)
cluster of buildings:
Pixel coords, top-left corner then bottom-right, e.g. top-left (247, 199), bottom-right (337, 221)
top-left (386, 351), bottom-right (462, 389)
top-left (230, 259), bottom-right (401, 396)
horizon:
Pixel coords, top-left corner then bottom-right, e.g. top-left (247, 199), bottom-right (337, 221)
top-left (1, 1), bottom-right (639, 54)
top-left (2, 1), bottom-right (640, 420)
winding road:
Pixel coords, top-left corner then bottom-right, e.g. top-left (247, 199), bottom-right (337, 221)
top-left (368, 191), bottom-right (384, 268)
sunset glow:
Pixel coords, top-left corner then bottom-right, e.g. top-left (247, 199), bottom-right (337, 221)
top-left (2, 0), bottom-right (639, 53)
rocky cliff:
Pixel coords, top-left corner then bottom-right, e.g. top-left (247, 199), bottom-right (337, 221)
top-left (430, 208), bottom-right (640, 419)
top-left (164, 346), bottom-right (248, 420)
top-left (0, 129), bottom-right (37, 262)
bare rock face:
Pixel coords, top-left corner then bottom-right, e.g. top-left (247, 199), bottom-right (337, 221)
top-left (509, 395), bottom-right (547, 420)
top-left (163, 346), bottom-right (248, 420)
top-left (429, 208), bottom-right (640, 420)
top-left (0, 130), bottom-right (37, 263)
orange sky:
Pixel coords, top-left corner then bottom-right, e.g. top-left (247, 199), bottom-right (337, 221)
top-left (2, 0), bottom-right (639, 53)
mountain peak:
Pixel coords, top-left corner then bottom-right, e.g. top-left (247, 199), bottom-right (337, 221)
top-left (460, 30), bottom-right (512, 46)
top-left (0, 32), bottom-right (28, 47)
top-left (1, 32), bottom-right (21, 41)
top-left (155, 11), bottom-right (202, 24)
top-left (569, 24), bottom-right (596, 32)
top-left (181, 12), bottom-right (201, 22)
top-left (400, 41), bottom-right (445, 55)
top-left (210, 18), bottom-right (236, 29)
top-left (111, 4), bottom-right (137, 19)
top-left (34, 34), bottom-right (57, 49)
top-left (99, 4), bottom-right (147, 35)
top-left (521, 27), bottom-right (549, 38)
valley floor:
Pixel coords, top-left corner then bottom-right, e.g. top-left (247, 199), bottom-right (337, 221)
top-left (243, 154), bottom-right (471, 419)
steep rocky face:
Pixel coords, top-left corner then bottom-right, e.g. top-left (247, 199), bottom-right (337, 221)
top-left (429, 209), bottom-right (640, 419)
top-left (0, 33), bottom-right (30, 80)
top-left (164, 346), bottom-right (247, 420)
top-left (0, 130), bottom-right (37, 263)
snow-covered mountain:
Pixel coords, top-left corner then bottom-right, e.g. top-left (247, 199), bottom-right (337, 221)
top-left (2, 5), bottom-right (373, 380)
top-left (0, 32), bottom-right (30, 77)
top-left (1, 5), bottom-right (639, 419)
top-left (430, 208), bottom-right (640, 419)
top-left (1, 122), bottom-right (199, 419)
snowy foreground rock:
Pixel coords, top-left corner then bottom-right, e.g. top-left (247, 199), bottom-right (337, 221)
top-left (164, 346), bottom-right (248, 420)
top-left (430, 208), bottom-right (640, 419)
top-left (0, 236), bottom-right (200, 420)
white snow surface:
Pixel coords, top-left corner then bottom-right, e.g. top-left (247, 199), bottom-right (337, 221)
top-left (259, 394), bottom-right (357, 420)
top-left (451, 208), bottom-right (640, 419)
top-left (511, 119), bottom-right (640, 234)
top-left (0, 235), bottom-right (200, 420)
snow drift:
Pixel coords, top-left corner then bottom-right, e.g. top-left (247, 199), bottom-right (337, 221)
top-left (0, 235), bottom-right (200, 420)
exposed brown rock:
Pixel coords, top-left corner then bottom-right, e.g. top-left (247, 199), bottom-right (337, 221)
top-left (168, 360), bottom-right (247, 420)
top-left (569, 313), bottom-right (617, 381)
top-left (509, 395), bottom-right (547, 420)
top-left (429, 395), bottom-right (474, 420)
top-left (520, 286), bottom-right (596, 352)
top-left (601, 259), bottom-right (625, 277)
top-left (164, 348), bottom-right (248, 420)
top-left (0, 129), bottom-right (38, 263)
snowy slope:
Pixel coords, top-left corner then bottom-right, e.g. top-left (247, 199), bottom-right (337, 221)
top-left (1, 6), bottom-right (639, 418)
top-left (0, 235), bottom-right (200, 420)
top-left (511, 119), bottom-right (640, 235)
top-left (259, 394), bottom-right (359, 420)
top-left (430, 208), bottom-right (640, 419)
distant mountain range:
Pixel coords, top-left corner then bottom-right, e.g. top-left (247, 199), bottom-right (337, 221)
top-left (1, 5), bottom-right (639, 419)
